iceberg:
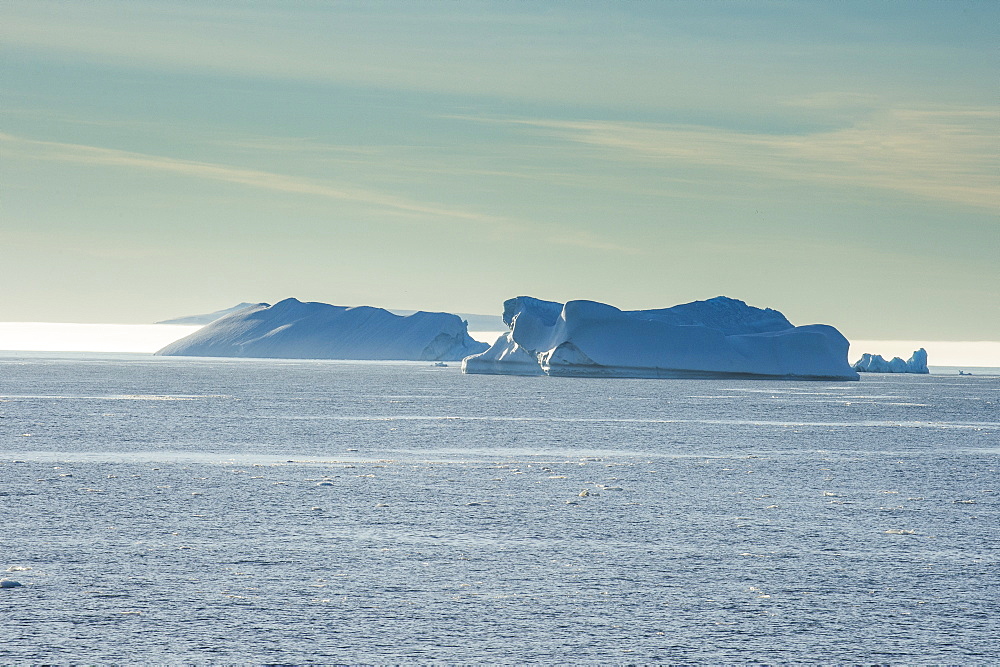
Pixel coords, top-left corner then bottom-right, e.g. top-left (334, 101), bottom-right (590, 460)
top-left (852, 348), bottom-right (929, 374)
top-left (155, 298), bottom-right (489, 361)
top-left (462, 296), bottom-right (859, 380)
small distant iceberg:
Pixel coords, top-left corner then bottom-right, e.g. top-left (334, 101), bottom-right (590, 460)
top-left (462, 295), bottom-right (858, 380)
top-left (156, 298), bottom-right (489, 361)
top-left (852, 348), bottom-right (929, 374)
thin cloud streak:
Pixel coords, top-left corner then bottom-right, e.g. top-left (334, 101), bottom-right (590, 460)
top-left (0, 133), bottom-right (500, 224)
top-left (0, 132), bottom-right (645, 256)
top-left (476, 108), bottom-right (999, 209)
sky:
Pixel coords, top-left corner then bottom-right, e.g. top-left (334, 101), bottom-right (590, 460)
top-left (2, 0), bottom-right (998, 340)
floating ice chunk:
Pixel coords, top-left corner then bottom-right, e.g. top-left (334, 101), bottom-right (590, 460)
top-left (5, 566), bottom-right (31, 572)
top-left (1, 580), bottom-right (23, 588)
top-left (853, 348), bottom-right (929, 374)
top-left (887, 356), bottom-right (908, 373)
top-left (906, 348), bottom-right (929, 373)
top-left (885, 529), bottom-right (916, 535)
top-left (316, 481), bottom-right (335, 487)
top-left (462, 331), bottom-right (544, 375)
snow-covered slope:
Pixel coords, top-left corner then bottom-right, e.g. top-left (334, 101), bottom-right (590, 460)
top-left (463, 296), bottom-right (858, 380)
top-left (157, 303), bottom-right (266, 325)
top-left (156, 298), bottom-right (488, 361)
top-left (853, 348), bottom-right (929, 374)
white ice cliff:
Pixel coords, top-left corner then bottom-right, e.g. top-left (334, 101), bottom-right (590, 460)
top-left (462, 296), bottom-right (859, 380)
top-left (852, 348), bottom-right (929, 374)
top-left (156, 298), bottom-right (489, 361)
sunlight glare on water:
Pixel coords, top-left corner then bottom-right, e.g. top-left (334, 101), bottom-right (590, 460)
top-left (0, 323), bottom-right (202, 353)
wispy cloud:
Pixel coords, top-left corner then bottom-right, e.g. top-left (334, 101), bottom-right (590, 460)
top-left (468, 108), bottom-right (999, 209)
top-left (0, 132), bottom-right (645, 255)
top-left (0, 132), bottom-right (504, 224)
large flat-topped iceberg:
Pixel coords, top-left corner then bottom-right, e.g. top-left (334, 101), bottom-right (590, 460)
top-left (156, 298), bottom-right (489, 361)
top-left (462, 296), bottom-right (859, 380)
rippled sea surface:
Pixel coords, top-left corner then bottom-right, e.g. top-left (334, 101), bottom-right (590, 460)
top-left (1, 354), bottom-right (997, 664)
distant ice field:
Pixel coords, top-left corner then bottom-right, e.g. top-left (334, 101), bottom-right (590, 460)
top-left (1, 356), bottom-right (997, 663)
top-left (2, 323), bottom-right (1000, 367)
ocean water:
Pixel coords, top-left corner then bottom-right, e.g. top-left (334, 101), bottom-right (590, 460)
top-left (1, 355), bottom-right (997, 664)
